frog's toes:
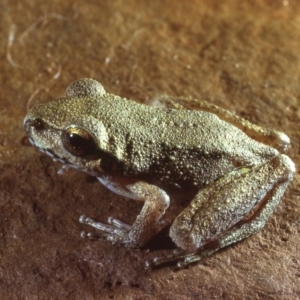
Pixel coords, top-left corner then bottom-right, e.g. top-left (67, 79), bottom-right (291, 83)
top-left (145, 249), bottom-right (185, 269)
top-left (145, 248), bottom-right (215, 269)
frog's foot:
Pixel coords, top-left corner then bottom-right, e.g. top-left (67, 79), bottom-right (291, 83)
top-left (79, 215), bottom-right (133, 245)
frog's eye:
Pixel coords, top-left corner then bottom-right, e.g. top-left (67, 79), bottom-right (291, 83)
top-left (63, 127), bottom-right (97, 157)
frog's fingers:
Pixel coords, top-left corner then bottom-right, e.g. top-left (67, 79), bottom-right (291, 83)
top-left (79, 215), bottom-right (127, 236)
top-left (108, 217), bottom-right (132, 230)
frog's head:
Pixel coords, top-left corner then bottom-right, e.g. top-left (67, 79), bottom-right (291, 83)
top-left (24, 78), bottom-right (110, 175)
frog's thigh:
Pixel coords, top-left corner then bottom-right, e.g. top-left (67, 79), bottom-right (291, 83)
top-left (170, 154), bottom-right (294, 252)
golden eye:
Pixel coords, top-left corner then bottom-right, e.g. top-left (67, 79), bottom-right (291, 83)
top-left (63, 127), bottom-right (97, 157)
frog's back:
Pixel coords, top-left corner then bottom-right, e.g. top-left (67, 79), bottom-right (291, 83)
top-left (97, 96), bottom-right (279, 191)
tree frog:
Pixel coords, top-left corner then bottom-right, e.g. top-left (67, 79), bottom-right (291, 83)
top-left (24, 78), bottom-right (295, 268)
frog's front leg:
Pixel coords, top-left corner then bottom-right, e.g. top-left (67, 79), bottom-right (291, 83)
top-left (148, 154), bottom-right (295, 268)
top-left (80, 178), bottom-right (170, 248)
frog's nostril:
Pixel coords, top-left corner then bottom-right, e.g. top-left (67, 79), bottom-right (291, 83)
top-left (24, 118), bottom-right (46, 131)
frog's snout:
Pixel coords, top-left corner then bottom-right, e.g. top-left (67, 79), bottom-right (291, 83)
top-left (24, 114), bottom-right (49, 150)
top-left (23, 116), bottom-right (55, 152)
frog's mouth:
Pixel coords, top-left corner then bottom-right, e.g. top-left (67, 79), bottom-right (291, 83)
top-left (26, 132), bottom-right (101, 176)
top-left (29, 140), bottom-right (69, 165)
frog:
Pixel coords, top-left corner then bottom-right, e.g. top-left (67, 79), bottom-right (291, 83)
top-left (24, 78), bottom-right (295, 268)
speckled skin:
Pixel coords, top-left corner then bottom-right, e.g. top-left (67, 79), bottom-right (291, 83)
top-left (24, 78), bottom-right (295, 267)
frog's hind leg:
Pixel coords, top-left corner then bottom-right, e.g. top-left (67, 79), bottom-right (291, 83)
top-left (175, 178), bottom-right (291, 268)
top-left (147, 154), bottom-right (295, 269)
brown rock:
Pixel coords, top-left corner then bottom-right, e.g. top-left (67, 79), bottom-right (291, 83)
top-left (0, 0), bottom-right (299, 298)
